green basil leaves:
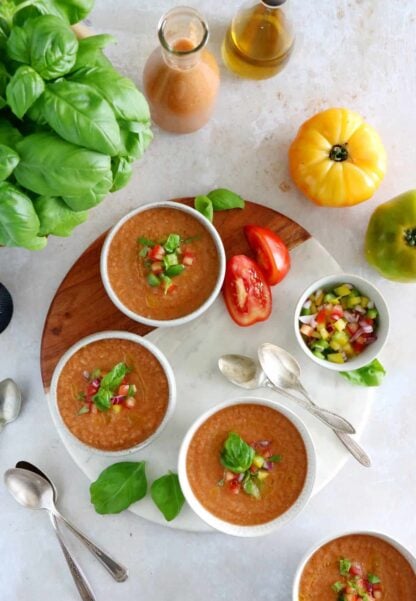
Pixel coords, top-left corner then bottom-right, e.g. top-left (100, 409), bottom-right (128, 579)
top-left (6, 65), bottom-right (44, 119)
top-left (340, 359), bottom-right (386, 387)
top-left (92, 362), bottom-right (130, 411)
top-left (220, 432), bottom-right (255, 473)
top-left (194, 188), bottom-right (245, 222)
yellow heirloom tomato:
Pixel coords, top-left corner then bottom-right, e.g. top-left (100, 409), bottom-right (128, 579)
top-left (289, 108), bottom-right (387, 207)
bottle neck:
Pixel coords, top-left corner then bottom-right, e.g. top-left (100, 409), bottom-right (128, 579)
top-left (158, 7), bottom-right (208, 71)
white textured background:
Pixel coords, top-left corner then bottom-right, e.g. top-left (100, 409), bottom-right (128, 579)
top-left (1, 1), bottom-right (415, 600)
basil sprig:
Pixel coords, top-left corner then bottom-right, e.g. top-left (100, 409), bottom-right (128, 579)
top-left (340, 359), bottom-right (386, 387)
top-left (93, 362), bottom-right (130, 411)
top-left (151, 472), bottom-right (185, 522)
top-left (220, 432), bottom-right (255, 473)
top-left (194, 188), bottom-right (245, 222)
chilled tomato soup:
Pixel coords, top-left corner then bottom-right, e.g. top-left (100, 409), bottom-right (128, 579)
top-left (107, 207), bottom-right (220, 321)
top-left (186, 404), bottom-right (308, 526)
top-left (299, 534), bottom-right (416, 601)
top-left (56, 338), bottom-right (169, 451)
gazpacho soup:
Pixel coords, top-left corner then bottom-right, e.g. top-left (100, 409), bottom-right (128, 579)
top-left (56, 338), bottom-right (169, 451)
top-left (107, 206), bottom-right (220, 321)
top-left (186, 403), bottom-right (308, 526)
top-left (299, 533), bottom-right (416, 601)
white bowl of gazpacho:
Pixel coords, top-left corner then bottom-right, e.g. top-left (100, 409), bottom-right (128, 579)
top-left (50, 331), bottom-right (176, 455)
top-left (178, 397), bottom-right (316, 536)
top-left (101, 201), bottom-right (226, 327)
top-left (294, 273), bottom-right (389, 371)
top-left (293, 530), bottom-right (416, 601)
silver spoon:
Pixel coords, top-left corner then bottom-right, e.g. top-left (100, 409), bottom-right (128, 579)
top-left (4, 467), bottom-right (128, 582)
top-left (258, 343), bottom-right (371, 467)
top-left (0, 378), bottom-right (22, 431)
top-left (218, 354), bottom-right (355, 433)
top-left (4, 467), bottom-right (96, 601)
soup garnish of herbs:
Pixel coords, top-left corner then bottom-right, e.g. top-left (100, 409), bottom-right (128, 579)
top-left (77, 362), bottom-right (137, 415)
top-left (331, 558), bottom-right (382, 600)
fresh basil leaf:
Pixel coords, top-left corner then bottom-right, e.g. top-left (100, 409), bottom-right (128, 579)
top-left (6, 23), bottom-right (30, 64)
top-left (207, 188), bottom-right (245, 211)
top-left (164, 233), bottom-right (181, 253)
top-left (367, 574), bottom-right (380, 584)
top-left (40, 80), bottom-right (121, 156)
top-left (243, 476), bottom-right (260, 499)
top-left (39, 0), bottom-right (94, 25)
top-left (340, 359), bottom-right (386, 387)
top-left (72, 34), bottom-right (115, 71)
top-left (27, 15), bottom-right (78, 79)
top-left (0, 144), bottom-right (19, 181)
top-left (93, 388), bottom-right (112, 411)
top-left (150, 472), bottom-right (185, 522)
top-left (0, 62), bottom-right (10, 104)
top-left (33, 196), bottom-right (88, 237)
top-left (111, 156), bottom-right (133, 192)
top-left (0, 119), bottom-right (22, 150)
top-left (62, 176), bottom-right (111, 211)
top-left (165, 264), bottom-right (185, 277)
top-left (90, 462), bottom-right (147, 514)
top-left (339, 558), bottom-right (351, 576)
top-left (69, 66), bottom-right (151, 124)
top-left (220, 432), bottom-right (255, 473)
top-left (194, 195), bottom-right (213, 222)
top-left (6, 65), bottom-right (45, 119)
top-left (0, 181), bottom-right (46, 250)
top-left (15, 131), bottom-right (112, 199)
top-left (118, 120), bottom-right (153, 160)
top-left (100, 362), bottom-right (129, 392)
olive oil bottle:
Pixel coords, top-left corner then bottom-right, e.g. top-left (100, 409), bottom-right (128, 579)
top-left (222, 0), bottom-right (294, 80)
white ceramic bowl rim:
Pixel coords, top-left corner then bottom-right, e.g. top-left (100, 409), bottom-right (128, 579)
top-left (100, 201), bottom-right (226, 328)
top-left (294, 272), bottom-right (390, 372)
top-left (178, 396), bottom-right (317, 537)
top-left (49, 330), bottom-right (176, 457)
top-left (292, 529), bottom-right (416, 601)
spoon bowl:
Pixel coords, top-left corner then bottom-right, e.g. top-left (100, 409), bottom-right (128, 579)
top-left (0, 378), bottom-right (22, 429)
top-left (218, 354), bottom-right (266, 389)
top-left (4, 468), bottom-right (54, 511)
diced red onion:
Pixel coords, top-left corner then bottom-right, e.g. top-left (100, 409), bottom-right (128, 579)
top-left (344, 311), bottom-right (358, 323)
top-left (299, 314), bottom-right (317, 325)
top-left (263, 461), bottom-right (273, 471)
top-left (91, 378), bottom-right (101, 388)
top-left (111, 395), bottom-right (125, 405)
top-left (366, 335), bottom-right (377, 344)
top-left (360, 322), bottom-right (373, 334)
top-left (303, 300), bottom-right (312, 309)
top-left (255, 440), bottom-right (271, 448)
top-left (355, 305), bottom-right (366, 314)
top-left (82, 370), bottom-right (90, 381)
top-left (237, 473), bottom-right (245, 482)
top-left (350, 327), bottom-right (365, 343)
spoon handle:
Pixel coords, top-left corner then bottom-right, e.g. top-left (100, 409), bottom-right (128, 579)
top-left (265, 380), bottom-right (355, 434)
top-left (54, 511), bottom-right (128, 582)
top-left (50, 514), bottom-right (97, 601)
top-left (334, 431), bottom-right (372, 467)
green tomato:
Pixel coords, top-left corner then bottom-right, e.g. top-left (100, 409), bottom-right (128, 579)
top-left (365, 190), bottom-right (416, 282)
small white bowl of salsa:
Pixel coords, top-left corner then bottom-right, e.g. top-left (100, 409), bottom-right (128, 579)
top-left (101, 201), bottom-right (226, 327)
top-left (294, 273), bottom-right (389, 372)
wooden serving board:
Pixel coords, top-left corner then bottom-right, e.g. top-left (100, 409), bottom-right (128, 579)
top-left (40, 198), bottom-right (310, 390)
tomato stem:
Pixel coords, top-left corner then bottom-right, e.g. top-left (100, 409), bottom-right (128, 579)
top-left (329, 144), bottom-right (349, 162)
top-left (404, 227), bottom-right (416, 247)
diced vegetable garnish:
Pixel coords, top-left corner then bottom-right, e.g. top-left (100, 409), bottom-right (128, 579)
top-left (299, 283), bottom-right (379, 363)
top-left (218, 433), bottom-right (282, 499)
top-left (76, 363), bottom-right (139, 415)
top-left (138, 232), bottom-right (197, 292)
top-left (331, 558), bottom-right (382, 600)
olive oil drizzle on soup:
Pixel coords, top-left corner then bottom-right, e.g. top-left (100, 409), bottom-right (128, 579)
top-left (299, 534), bottom-right (416, 601)
top-left (57, 338), bottom-right (169, 451)
top-left (186, 404), bottom-right (308, 526)
top-left (107, 207), bottom-right (220, 321)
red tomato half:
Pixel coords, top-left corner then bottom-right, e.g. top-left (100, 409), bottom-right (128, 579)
top-left (223, 255), bottom-right (272, 326)
top-left (244, 225), bottom-right (290, 285)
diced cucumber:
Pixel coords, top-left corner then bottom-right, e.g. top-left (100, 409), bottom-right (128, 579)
top-left (327, 352), bottom-right (345, 364)
top-left (367, 308), bottom-right (378, 319)
top-left (312, 339), bottom-right (329, 351)
top-left (164, 253), bottom-right (178, 267)
top-left (313, 350), bottom-right (326, 360)
top-left (147, 273), bottom-right (160, 287)
top-left (361, 296), bottom-right (369, 308)
top-left (347, 295), bottom-right (361, 308)
top-left (301, 307), bottom-right (311, 316)
top-left (332, 331), bottom-right (349, 346)
top-left (165, 264), bottom-right (185, 277)
top-left (324, 292), bottom-right (336, 302)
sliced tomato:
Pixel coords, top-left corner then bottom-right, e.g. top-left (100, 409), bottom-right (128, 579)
top-left (149, 244), bottom-right (165, 261)
top-left (316, 308), bottom-right (327, 324)
top-left (223, 255), bottom-right (272, 326)
top-left (244, 225), bottom-right (290, 285)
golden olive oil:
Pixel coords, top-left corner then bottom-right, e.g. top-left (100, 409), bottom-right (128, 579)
top-left (222, 2), bottom-right (294, 80)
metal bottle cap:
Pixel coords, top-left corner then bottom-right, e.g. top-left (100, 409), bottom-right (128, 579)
top-left (261, 0), bottom-right (287, 7)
